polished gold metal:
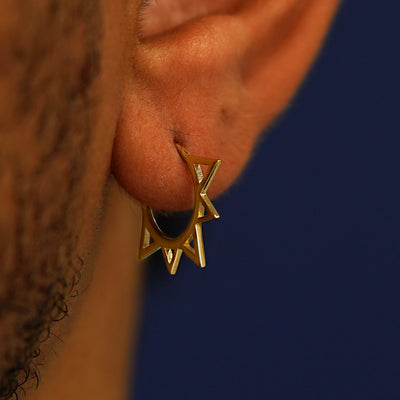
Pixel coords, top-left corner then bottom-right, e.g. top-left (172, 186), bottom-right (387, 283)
top-left (139, 144), bottom-right (221, 275)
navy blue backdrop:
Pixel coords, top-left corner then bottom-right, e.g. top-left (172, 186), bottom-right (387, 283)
top-left (132, 2), bottom-right (400, 399)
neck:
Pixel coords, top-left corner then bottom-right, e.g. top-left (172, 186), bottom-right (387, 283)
top-left (30, 179), bottom-right (144, 400)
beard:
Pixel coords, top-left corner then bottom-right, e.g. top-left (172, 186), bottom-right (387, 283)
top-left (0, 0), bottom-right (102, 397)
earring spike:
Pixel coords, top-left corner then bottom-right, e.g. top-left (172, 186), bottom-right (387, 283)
top-left (139, 143), bottom-right (221, 274)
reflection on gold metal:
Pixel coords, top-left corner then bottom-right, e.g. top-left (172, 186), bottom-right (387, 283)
top-left (139, 144), bottom-right (221, 275)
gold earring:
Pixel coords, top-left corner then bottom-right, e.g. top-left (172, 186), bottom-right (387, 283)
top-left (139, 144), bottom-right (221, 275)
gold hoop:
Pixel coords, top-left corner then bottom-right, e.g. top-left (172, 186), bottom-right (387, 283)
top-left (139, 144), bottom-right (221, 275)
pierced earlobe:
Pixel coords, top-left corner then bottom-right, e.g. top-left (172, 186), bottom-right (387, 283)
top-left (139, 144), bottom-right (221, 274)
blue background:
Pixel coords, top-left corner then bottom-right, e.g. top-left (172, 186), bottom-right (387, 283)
top-left (132, 2), bottom-right (400, 399)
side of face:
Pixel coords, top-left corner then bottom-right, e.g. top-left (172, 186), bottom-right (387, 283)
top-left (0, 0), bottom-right (339, 397)
top-left (0, 0), bottom-right (127, 396)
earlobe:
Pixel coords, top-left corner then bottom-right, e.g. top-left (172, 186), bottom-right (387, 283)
top-left (112, 0), bottom-right (340, 212)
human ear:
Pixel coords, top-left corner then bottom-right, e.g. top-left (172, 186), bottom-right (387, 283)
top-left (112, 0), bottom-right (339, 211)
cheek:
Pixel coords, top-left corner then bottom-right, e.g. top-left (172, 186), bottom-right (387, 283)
top-left (74, 0), bottom-right (134, 250)
top-left (0, 169), bottom-right (16, 283)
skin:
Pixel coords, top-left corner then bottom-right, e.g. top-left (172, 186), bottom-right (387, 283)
top-left (0, 0), bottom-right (339, 398)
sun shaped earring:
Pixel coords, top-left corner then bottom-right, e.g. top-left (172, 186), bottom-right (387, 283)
top-left (139, 144), bottom-right (221, 275)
